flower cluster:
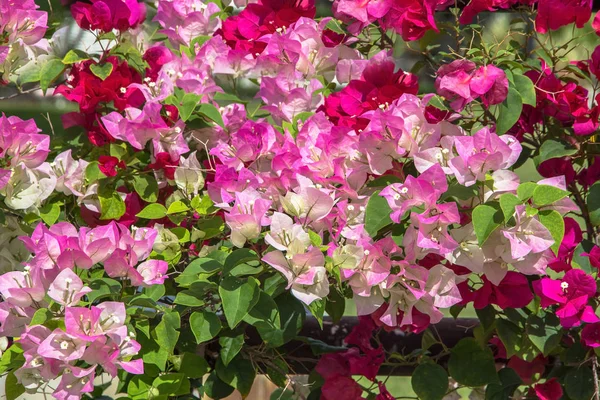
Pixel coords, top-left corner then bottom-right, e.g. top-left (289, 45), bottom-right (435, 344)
top-left (435, 60), bottom-right (509, 111)
top-left (332, 0), bottom-right (594, 41)
top-left (0, 221), bottom-right (159, 396)
top-left (0, 0), bottom-right (48, 84)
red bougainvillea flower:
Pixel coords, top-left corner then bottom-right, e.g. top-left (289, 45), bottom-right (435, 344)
top-left (219, 0), bottom-right (316, 55)
top-left (98, 156), bottom-right (126, 177)
top-left (526, 61), bottom-right (598, 135)
top-left (71, 0), bottom-right (146, 32)
top-left (467, 272), bottom-right (534, 310)
top-left (538, 157), bottom-right (577, 186)
top-left (531, 378), bottom-right (564, 400)
top-left (581, 322), bottom-right (600, 347)
top-left (535, 0), bottom-right (592, 34)
top-left (507, 354), bottom-right (546, 385)
top-left (548, 217), bottom-right (582, 272)
top-left (321, 51), bottom-right (418, 131)
top-left (148, 152), bottom-right (179, 180)
top-left (593, 12), bottom-right (600, 35)
top-left (55, 56), bottom-right (144, 115)
top-left (583, 245), bottom-right (600, 268)
top-left (143, 45), bottom-right (173, 82)
top-left (533, 269), bottom-right (599, 328)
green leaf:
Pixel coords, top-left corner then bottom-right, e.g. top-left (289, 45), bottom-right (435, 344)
top-left (223, 248), bottom-right (258, 275)
top-left (153, 373), bottom-right (190, 396)
top-left (190, 310), bottom-right (222, 343)
top-left (496, 319), bottom-right (526, 358)
top-left (39, 202), bottom-right (61, 226)
top-left (136, 203), bottom-right (167, 219)
top-left (496, 87), bottom-right (523, 135)
top-left (133, 175), bottom-right (159, 203)
top-left (216, 355), bottom-right (256, 397)
top-left (29, 308), bottom-right (53, 326)
top-left (565, 368), bottom-right (595, 400)
top-left (219, 276), bottom-right (260, 328)
top-left (191, 195), bottom-right (213, 215)
top-left (325, 287), bottom-right (345, 323)
top-left (243, 291), bottom-right (282, 344)
top-left (448, 338), bottom-right (499, 387)
top-left (246, 99), bottom-right (263, 118)
top-left (155, 311), bottom-right (180, 353)
top-left (204, 371), bottom-right (235, 400)
top-left (532, 185), bottom-right (569, 206)
top-left (145, 284), bottom-right (165, 301)
top-left (517, 182), bottom-right (537, 201)
top-left (526, 313), bottom-right (562, 357)
top-left (40, 59), bottom-right (65, 93)
top-left (499, 193), bottom-right (521, 223)
top-left (588, 182), bottom-right (600, 226)
top-left (538, 139), bottom-right (578, 163)
top-left (85, 161), bottom-right (102, 182)
top-left (538, 210), bottom-right (565, 255)
top-left (198, 103), bottom-right (225, 127)
top-left (178, 93), bottom-right (202, 121)
top-left (90, 62), bottom-right (114, 80)
top-left (128, 375), bottom-right (154, 399)
top-left (485, 367), bottom-right (522, 400)
top-left (411, 363), bottom-right (448, 400)
top-left (99, 191), bottom-right (126, 220)
top-left (513, 74), bottom-right (536, 106)
top-left (308, 230), bottom-right (323, 247)
top-left (219, 333), bottom-right (245, 366)
top-left (0, 345), bottom-right (24, 374)
top-left (472, 204), bottom-right (504, 245)
top-left (5, 372), bottom-right (25, 400)
top-left (300, 337), bottom-right (347, 356)
top-left (172, 352), bottom-right (209, 379)
top-left (62, 49), bottom-right (89, 64)
top-left (307, 299), bottom-right (326, 328)
top-left (174, 284), bottom-right (207, 306)
top-left (365, 191), bottom-right (393, 238)
top-left (167, 200), bottom-right (189, 215)
top-left (196, 215), bottom-right (225, 239)
top-left (87, 278), bottom-right (121, 303)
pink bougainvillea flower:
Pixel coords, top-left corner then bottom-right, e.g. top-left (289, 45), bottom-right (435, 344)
top-left (262, 247), bottom-right (329, 304)
top-left (435, 60), bottom-right (476, 111)
top-left (470, 64), bottom-right (509, 106)
top-left (52, 365), bottom-right (95, 400)
top-left (37, 329), bottom-right (87, 362)
top-left (136, 259), bottom-right (168, 286)
top-left (225, 188), bottom-right (272, 248)
top-left (47, 268), bottom-right (91, 306)
top-left (0, 270), bottom-right (46, 308)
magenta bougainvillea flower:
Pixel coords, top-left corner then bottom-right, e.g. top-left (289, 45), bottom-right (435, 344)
top-left (71, 0), bottom-right (146, 32)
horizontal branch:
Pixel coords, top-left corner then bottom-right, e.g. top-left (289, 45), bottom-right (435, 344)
top-left (246, 317), bottom-right (477, 376)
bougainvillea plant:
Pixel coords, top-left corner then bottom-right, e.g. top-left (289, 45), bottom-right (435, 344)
top-left (1, 0), bottom-right (600, 399)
